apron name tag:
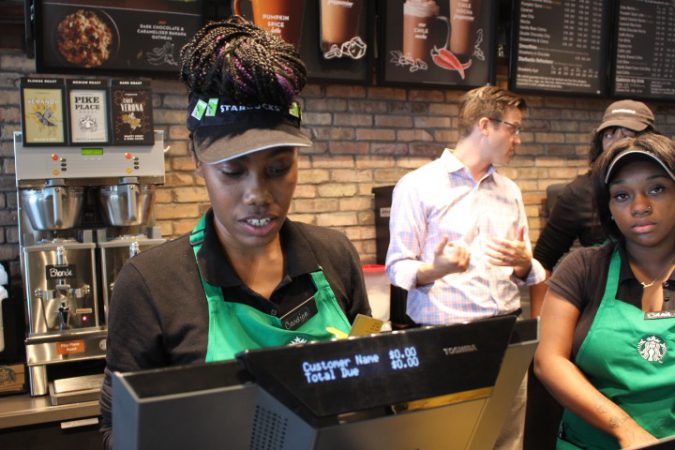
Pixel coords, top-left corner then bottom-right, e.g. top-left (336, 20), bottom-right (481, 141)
top-left (644, 310), bottom-right (675, 320)
top-left (281, 295), bottom-right (318, 330)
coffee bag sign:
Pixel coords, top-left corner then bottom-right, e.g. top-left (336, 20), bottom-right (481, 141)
top-left (110, 80), bottom-right (154, 146)
top-left (67, 79), bottom-right (109, 145)
top-left (20, 78), bottom-right (67, 146)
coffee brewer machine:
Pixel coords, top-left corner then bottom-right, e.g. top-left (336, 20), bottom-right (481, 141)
top-left (14, 131), bottom-right (166, 401)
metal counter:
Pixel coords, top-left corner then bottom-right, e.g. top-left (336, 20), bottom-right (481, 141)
top-left (0, 394), bottom-right (99, 430)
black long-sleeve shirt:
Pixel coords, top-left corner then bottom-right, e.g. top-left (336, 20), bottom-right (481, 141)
top-left (534, 172), bottom-right (606, 271)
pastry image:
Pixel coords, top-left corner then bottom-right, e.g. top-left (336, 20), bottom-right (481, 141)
top-left (57, 9), bottom-right (113, 68)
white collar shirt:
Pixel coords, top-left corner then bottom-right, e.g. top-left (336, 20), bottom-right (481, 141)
top-left (385, 149), bottom-right (545, 325)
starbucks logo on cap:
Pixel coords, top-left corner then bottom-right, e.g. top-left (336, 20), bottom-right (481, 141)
top-left (637, 335), bottom-right (667, 363)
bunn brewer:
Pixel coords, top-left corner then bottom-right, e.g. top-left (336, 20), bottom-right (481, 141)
top-left (96, 176), bottom-right (165, 323)
top-left (14, 130), bottom-right (166, 399)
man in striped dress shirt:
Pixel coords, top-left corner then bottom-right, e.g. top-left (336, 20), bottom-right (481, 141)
top-left (386, 86), bottom-right (545, 450)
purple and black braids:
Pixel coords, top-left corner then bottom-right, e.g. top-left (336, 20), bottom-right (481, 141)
top-left (179, 16), bottom-right (307, 107)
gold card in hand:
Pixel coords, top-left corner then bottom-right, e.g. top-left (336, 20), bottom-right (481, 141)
top-left (349, 314), bottom-right (384, 337)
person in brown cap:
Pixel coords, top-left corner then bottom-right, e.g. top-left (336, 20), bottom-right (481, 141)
top-left (526, 100), bottom-right (657, 449)
top-left (592, 100), bottom-right (656, 162)
top-left (531, 99), bottom-right (658, 315)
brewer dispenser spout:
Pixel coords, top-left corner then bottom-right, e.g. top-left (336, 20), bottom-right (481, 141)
top-left (57, 302), bottom-right (70, 330)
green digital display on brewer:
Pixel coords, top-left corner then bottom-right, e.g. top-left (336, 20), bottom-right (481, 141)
top-left (81, 148), bottom-right (104, 156)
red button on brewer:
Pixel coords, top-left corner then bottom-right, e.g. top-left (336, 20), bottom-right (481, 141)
top-left (124, 152), bottom-right (133, 160)
top-left (51, 153), bottom-right (59, 161)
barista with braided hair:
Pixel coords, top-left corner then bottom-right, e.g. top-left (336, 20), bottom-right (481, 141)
top-left (99, 17), bottom-right (370, 448)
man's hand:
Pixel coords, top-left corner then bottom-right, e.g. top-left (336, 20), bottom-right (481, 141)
top-left (416, 236), bottom-right (471, 286)
top-left (484, 226), bottom-right (532, 279)
top-left (433, 236), bottom-right (471, 275)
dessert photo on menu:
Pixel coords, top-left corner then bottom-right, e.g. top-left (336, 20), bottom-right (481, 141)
top-left (36, 0), bottom-right (202, 74)
top-left (379, 0), bottom-right (496, 87)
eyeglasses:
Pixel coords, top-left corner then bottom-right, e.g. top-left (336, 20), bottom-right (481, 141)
top-left (602, 127), bottom-right (637, 141)
top-left (489, 118), bottom-right (521, 135)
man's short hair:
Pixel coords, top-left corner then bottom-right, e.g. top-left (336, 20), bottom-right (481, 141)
top-left (458, 86), bottom-right (526, 137)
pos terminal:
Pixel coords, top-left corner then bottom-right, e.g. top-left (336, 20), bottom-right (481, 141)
top-left (112, 316), bottom-right (539, 450)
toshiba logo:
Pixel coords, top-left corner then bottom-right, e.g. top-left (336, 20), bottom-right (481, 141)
top-left (442, 344), bottom-right (478, 355)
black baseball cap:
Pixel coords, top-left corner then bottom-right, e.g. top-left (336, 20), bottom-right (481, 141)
top-left (187, 97), bottom-right (312, 164)
top-left (604, 149), bottom-right (675, 184)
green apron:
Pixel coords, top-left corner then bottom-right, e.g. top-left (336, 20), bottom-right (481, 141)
top-left (557, 249), bottom-right (675, 449)
top-left (189, 215), bottom-right (352, 362)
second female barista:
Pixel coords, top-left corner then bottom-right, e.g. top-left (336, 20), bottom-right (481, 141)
top-left (99, 17), bottom-right (370, 448)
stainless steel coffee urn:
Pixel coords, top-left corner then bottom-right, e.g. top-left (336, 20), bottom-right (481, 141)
top-left (14, 131), bottom-right (166, 400)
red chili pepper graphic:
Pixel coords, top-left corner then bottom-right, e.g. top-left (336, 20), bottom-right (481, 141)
top-left (431, 46), bottom-right (472, 79)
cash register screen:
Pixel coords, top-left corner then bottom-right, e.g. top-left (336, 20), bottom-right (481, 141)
top-left (238, 316), bottom-right (516, 421)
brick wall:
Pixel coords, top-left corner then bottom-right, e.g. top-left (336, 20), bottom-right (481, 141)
top-left (1, 49), bottom-right (674, 280)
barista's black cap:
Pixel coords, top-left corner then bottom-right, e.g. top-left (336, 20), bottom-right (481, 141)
top-left (604, 149), bottom-right (675, 184)
top-left (187, 97), bottom-right (311, 165)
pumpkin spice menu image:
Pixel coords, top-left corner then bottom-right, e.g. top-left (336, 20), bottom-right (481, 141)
top-left (36, 0), bottom-right (202, 74)
top-left (380, 0), bottom-right (495, 87)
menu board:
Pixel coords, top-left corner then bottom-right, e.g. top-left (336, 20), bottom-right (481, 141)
top-left (378, 0), bottom-right (497, 88)
top-left (36, 0), bottom-right (202, 75)
top-left (230, 0), bottom-right (372, 83)
top-left (510, 0), bottom-right (610, 96)
top-left (20, 78), bottom-right (67, 146)
top-left (612, 0), bottom-right (675, 100)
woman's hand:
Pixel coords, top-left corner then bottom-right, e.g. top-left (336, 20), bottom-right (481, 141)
top-left (616, 420), bottom-right (658, 449)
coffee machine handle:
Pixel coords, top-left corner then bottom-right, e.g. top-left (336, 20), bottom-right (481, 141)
top-left (127, 184), bottom-right (138, 223)
top-left (53, 185), bottom-right (63, 229)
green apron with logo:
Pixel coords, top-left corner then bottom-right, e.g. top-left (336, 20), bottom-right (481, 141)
top-left (189, 215), bottom-right (352, 362)
top-left (557, 249), bottom-right (675, 449)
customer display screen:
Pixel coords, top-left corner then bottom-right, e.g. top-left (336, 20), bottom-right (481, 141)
top-left (301, 344), bottom-right (420, 385)
top-left (238, 316), bottom-right (515, 421)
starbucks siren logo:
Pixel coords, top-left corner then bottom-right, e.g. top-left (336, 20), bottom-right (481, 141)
top-left (637, 335), bottom-right (667, 363)
top-left (289, 336), bottom-right (308, 346)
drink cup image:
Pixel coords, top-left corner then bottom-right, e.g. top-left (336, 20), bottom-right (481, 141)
top-left (402, 0), bottom-right (440, 63)
top-left (233, 0), bottom-right (306, 49)
top-left (449, 0), bottom-right (481, 56)
top-left (320, 0), bottom-right (367, 60)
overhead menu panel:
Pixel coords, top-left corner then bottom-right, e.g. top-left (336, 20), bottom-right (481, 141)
top-left (611, 0), bottom-right (675, 101)
top-left (510, 0), bottom-right (610, 96)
